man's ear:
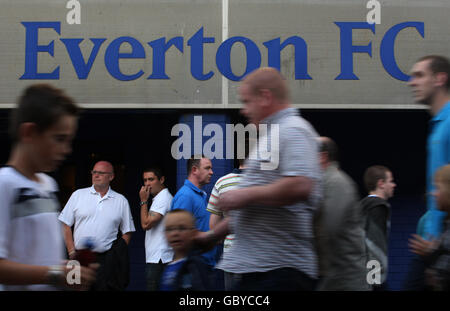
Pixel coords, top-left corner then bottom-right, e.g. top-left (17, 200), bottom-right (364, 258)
top-left (376, 178), bottom-right (385, 190)
top-left (191, 165), bottom-right (198, 175)
top-left (259, 89), bottom-right (273, 107)
top-left (434, 72), bottom-right (449, 88)
top-left (19, 122), bottom-right (38, 143)
top-left (160, 176), bottom-right (165, 185)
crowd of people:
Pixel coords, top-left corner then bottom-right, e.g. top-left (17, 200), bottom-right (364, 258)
top-left (0, 54), bottom-right (449, 291)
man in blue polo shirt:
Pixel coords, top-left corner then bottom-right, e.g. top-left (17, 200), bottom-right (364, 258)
top-left (404, 55), bottom-right (450, 290)
top-left (170, 155), bottom-right (215, 267)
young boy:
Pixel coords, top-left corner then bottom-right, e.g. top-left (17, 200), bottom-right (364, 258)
top-left (159, 209), bottom-right (214, 291)
top-left (0, 84), bottom-right (96, 290)
top-left (409, 164), bottom-right (450, 291)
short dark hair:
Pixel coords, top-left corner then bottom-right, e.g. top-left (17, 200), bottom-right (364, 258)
top-left (9, 84), bottom-right (79, 142)
top-left (364, 165), bottom-right (390, 193)
top-left (418, 55), bottom-right (450, 90)
top-left (187, 155), bottom-right (205, 175)
top-left (319, 138), bottom-right (339, 162)
top-left (143, 167), bottom-right (165, 180)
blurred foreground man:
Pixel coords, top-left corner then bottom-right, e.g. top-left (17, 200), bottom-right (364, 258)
top-left (197, 67), bottom-right (322, 291)
top-left (404, 55), bottom-right (450, 290)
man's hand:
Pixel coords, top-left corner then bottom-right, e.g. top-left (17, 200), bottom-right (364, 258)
top-left (193, 231), bottom-right (218, 253)
top-left (408, 234), bottom-right (438, 257)
top-left (68, 250), bottom-right (77, 260)
top-left (139, 186), bottom-right (150, 203)
top-left (63, 263), bottom-right (98, 291)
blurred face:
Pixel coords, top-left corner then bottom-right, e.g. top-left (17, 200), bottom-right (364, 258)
top-left (32, 115), bottom-right (77, 172)
top-left (195, 158), bottom-right (213, 187)
top-left (91, 162), bottom-right (114, 189)
top-left (143, 171), bottom-right (165, 196)
top-left (433, 180), bottom-right (450, 212)
top-left (239, 84), bottom-right (264, 125)
top-left (408, 59), bottom-right (437, 105)
top-left (382, 171), bottom-right (396, 199)
top-left (164, 213), bottom-right (196, 254)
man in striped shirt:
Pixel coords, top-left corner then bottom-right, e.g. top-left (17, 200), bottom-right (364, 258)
top-left (197, 67), bottom-right (321, 291)
top-left (206, 161), bottom-right (244, 290)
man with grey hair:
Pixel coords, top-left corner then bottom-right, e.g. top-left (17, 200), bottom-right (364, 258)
top-left (59, 160), bottom-right (135, 290)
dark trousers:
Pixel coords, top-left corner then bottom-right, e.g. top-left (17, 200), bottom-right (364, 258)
top-left (90, 251), bottom-right (107, 291)
top-left (233, 268), bottom-right (317, 291)
top-left (224, 271), bottom-right (238, 291)
top-left (403, 255), bottom-right (426, 291)
top-left (146, 261), bottom-right (166, 291)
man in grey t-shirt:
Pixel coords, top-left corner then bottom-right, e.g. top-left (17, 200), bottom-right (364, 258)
top-left (197, 67), bottom-right (321, 291)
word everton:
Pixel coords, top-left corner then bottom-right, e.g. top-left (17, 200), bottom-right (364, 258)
top-left (20, 21), bottom-right (424, 82)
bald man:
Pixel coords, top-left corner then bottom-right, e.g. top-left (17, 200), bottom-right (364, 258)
top-left (197, 67), bottom-right (322, 291)
top-left (59, 160), bottom-right (135, 290)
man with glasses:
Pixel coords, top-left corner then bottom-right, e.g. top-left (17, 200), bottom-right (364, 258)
top-left (58, 160), bottom-right (135, 290)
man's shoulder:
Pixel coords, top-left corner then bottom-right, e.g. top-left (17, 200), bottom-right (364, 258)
top-left (280, 114), bottom-right (319, 141)
top-left (327, 167), bottom-right (356, 187)
top-left (171, 186), bottom-right (196, 211)
top-left (109, 189), bottom-right (129, 202)
top-left (154, 188), bottom-right (173, 203)
top-left (0, 167), bottom-right (21, 186)
top-left (174, 184), bottom-right (196, 197)
top-left (71, 187), bottom-right (93, 196)
top-left (359, 196), bottom-right (389, 209)
top-left (215, 173), bottom-right (241, 188)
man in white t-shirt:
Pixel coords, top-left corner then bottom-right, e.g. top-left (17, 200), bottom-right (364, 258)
top-left (0, 84), bottom-right (96, 290)
top-left (59, 160), bottom-right (135, 290)
top-left (138, 167), bottom-right (173, 291)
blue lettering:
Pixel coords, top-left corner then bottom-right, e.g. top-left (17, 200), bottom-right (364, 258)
top-left (60, 38), bottom-right (106, 79)
top-left (19, 22), bottom-right (427, 83)
top-left (188, 27), bottom-right (215, 80)
top-left (20, 21), bottom-right (61, 80)
top-left (335, 22), bottom-right (376, 80)
top-left (216, 37), bottom-right (261, 81)
top-left (104, 36), bottom-right (145, 81)
top-left (264, 36), bottom-right (312, 80)
top-left (147, 37), bottom-right (183, 79)
top-left (380, 22), bottom-right (424, 81)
